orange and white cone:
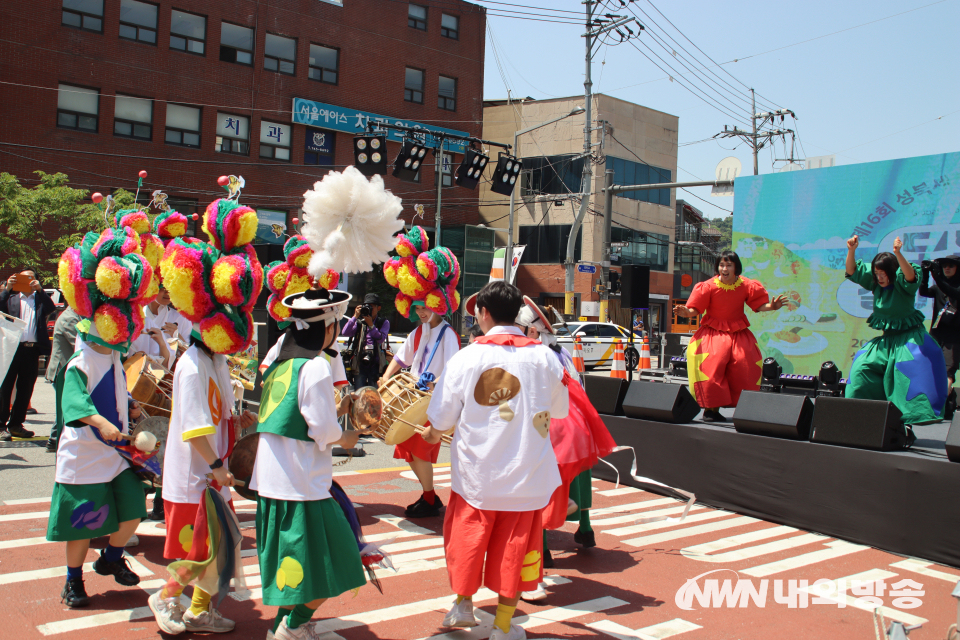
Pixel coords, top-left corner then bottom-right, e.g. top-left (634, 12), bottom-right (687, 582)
top-left (611, 338), bottom-right (627, 379)
top-left (572, 336), bottom-right (586, 373)
top-left (639, 337), bottom-right (652, 371)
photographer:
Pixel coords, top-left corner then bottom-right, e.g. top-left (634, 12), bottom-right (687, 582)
top-left (341, 293), bottom-right (389, 389)
top-left (920, 255), bottom-right (960, 417)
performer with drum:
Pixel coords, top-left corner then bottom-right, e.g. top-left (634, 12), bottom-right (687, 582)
top-left (149, 182), bottom-right (262, 635)
top-left (380, 227), bottom-right (462, 518)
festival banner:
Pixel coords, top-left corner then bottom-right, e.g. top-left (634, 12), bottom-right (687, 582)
top-left (733, 151), bottom-right (960, 376)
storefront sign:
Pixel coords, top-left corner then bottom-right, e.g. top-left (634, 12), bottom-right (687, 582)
top-left (292, 97), bottom-right (470, 152)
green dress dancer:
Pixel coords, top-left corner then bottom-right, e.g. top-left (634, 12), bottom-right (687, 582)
top-left (844, 235), bottom-right (948, 424)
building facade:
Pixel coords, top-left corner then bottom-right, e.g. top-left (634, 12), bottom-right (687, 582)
top-left (480, 95), bottom-right (679, 333)
top-left (0, 0), bottom-right (485, 305)
top-left (672, 199), bottom-right (721, 332)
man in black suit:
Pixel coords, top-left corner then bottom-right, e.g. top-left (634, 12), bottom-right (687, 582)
top-left (0, 268), bottom-right (56, 440)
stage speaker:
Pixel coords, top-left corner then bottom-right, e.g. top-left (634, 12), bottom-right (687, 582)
top-left (733, 391), bottom-right (814, 440)
top-left (622, 381), bottom-right (700, 423)
top-left (583, 375), bottom-right (629, 416)
top-left (946, 414), bottom-right (960, 462)
top-left (621, 265), bottom-right (650, 310)
top-left (810, 397), bottom-right (907, 451)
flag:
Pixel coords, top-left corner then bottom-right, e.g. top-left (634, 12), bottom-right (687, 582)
top-left (489, 246), bottom-right (525, 284)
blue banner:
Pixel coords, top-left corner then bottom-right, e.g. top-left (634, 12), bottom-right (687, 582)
top-left (733, 151), bottom-right (960, 376)
top-left (292, 98), bottom-right (470, 152)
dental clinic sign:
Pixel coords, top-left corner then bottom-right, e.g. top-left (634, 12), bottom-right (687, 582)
top-left (292, 98), bottom-right (469, 152)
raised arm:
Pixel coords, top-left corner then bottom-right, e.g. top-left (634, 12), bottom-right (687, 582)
top-left (845, 235), bottom-right (859, 276)
top-left (755, 295), bottom-right (788, 313)
top-left (892, 237), bottom-right (916, 282)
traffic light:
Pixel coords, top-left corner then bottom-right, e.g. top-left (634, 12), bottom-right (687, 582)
top-left (609, 270), bottom-right (621, 294)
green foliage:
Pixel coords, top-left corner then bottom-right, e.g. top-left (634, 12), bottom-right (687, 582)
top-left (0, 172), bottom-right (136, 287)
top-left (708, 216), bottom-right (733, 253)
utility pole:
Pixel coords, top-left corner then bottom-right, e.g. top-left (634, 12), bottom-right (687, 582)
top-left (564, 4), bottom-right (636, 316)
top-left (435, 142), bottom-right (444, 246)
top-left (714, 95), bottom-right (797, 176)
top-left (599, 168), bottom-right (614, 322)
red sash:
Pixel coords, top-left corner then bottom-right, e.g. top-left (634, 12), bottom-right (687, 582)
top-left (474, 333), bottom-right (541, 347)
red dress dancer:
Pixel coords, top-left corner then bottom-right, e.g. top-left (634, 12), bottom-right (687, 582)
top-left (676, 252), bottom-right (786, 422)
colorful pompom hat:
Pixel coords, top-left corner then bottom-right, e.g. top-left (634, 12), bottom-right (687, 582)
top-left (383, 226), bottom-right (461, 318)
top-left (265, 234), bottom-right (341, 325)
top-left (159, 175), bottom-right (264, 355)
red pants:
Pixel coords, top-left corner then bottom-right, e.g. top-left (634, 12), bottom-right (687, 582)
top-left (163, 498), bottom-right (234, 560)
top-left (686, 326), bottom-right (762, 408)
top-left (443, 492), bottom-right (543, 598)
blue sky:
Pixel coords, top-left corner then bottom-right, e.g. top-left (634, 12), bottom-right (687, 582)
top-left (479, 0), bottom-right (960, 219)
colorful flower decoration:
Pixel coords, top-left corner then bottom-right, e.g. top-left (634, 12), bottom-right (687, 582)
top-left (160, 182), bottom-right (264, 354)
top-left (154, 208), bottom-right (189, 247)
top-left (264, 235), bottom-right (340, 323)
top-left (383, 226), bottom-right (461, 318)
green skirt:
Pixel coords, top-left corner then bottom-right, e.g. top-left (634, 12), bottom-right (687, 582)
top-left (256, 496), bottom-right (366, 606)
top-left (845, 325), bottom-right (948, 425)
top-left (46, 468), bottom-right (148, 541)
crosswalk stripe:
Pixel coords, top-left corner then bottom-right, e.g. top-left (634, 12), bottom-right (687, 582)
top-left (0, 536), bottom-right (51, 549)
top-left (590, 504), bottom-right (707, 528)
top-left (0, 510), bottom-right (50, 523)
top-left (417, 596), bottom-right (629, 640)
top-left (0, 554), bottom-right (151, 586)
top-left (890, 558), bottom-right (960, 583)
top-left (590, 498), bottom-right (680, 517)
top-left (381, 537), bottom-right (445, 554)
top-left (589, 617), bottom-right (702, 640)
top-left (37, 606), bottom-right (155, 636)
top-left (596, 487), bottom-right (643, 497)
top-left (2, 497), bottom-right (51, 506)
top-left (374, 514), bottom-right (435, 536)
top-left (799, 569), bottom-right (927, 626)
top-left (605, 510), bottom-right (735, 538)
top-left (680, 526), bottom-right (813, 562)
top-left (741, 540), bottom-right (868, 577)
top-left (622, 516), bottom-right (759, 548)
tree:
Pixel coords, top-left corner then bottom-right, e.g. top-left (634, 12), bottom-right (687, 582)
top-left (0, 172), bottom-right (135, 287)
top-left (708, 216), bottom-right (733, 253)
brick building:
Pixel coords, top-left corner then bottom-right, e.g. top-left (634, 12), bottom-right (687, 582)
top-left (0, 0), bottom-right (486, 304)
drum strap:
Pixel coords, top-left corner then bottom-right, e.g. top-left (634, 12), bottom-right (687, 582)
top-left (415, 325), bottom-right (450, 391)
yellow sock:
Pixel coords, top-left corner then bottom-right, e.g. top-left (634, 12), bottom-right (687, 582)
top-left (160, 584), bottom-right (184, 600)
top-left (455, 595), bottom-right (472, 604)
top-left (188, 588), bottom-right (212, 616)
top-left (494, 603), bottom-right (516, 633)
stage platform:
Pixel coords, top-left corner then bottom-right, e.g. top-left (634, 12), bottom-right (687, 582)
top-left (594, 410), bottom-right (960, 569)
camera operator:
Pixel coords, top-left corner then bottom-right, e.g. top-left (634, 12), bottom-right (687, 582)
top-left (341, 293), bottom-right (389, 389)
top-left (920, 255), bottom-right (960, 417)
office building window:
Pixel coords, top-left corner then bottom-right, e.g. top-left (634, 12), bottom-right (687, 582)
top-left (304, 127), bottom-right (335, 166)
top-left (438, 75), bottom-right (456, 111)
top-left (441, 13), bottom-right (459, 39)
top-left (216, 113), bottom-right (249, 155)
top-left (170, 9), bottom-right (205, 55)
top-left (608, 156), bottom-right (672, 206)
top-left (260, 121), bottom-right (291, 161)
top-left (264, 33), bottom-right (296, 75)
top-left (119, 0), bottom-right (157, 44)
top-left (220, 22), bottom-right (253, 65)
top-left (62, 0), bottom-right (103, 32)
top-left (114, 94), bottom-right (152, 140)
top-left (518, 225), bottom-right (582, 264)
top-left (521, 154), bottom-right (585, 196)
top-left (404, 67), bottom-right (424, 104)
top-left (57, 84), bottom-right (99, 132)
top-left (408, 4), bottom-right (427, 30)
top-left (165, 103), bottom-right (201, 148)
top-left (308, 44), bottom-right (338, 84)
top-left (611, 227), bottom-right (669, 271)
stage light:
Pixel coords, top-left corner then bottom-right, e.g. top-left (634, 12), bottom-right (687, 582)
top-left (454, 147), bottom-right (489, 190)
top-left (392, 138), bottom-right (426, 182)
top-left (819, 361), bottom-right (840, 386)
top-left (760, 357), bottom-right (782, 392)
top-left (353, 135), bottom-right (386, 176)
top-left (490, 152), bottom-right (522, 196)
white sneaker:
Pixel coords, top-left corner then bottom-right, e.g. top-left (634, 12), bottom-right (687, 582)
top-left (442, 598), bottom-right (479, 628)
top-left (183, 608), bottom-right (236, 633)
top-left (125, 534), bottom-right (139, 547)
top-left (275, 618), bottom-right (322, 640)
top-left (148, 590), bottom-right (185, 635)
top-left (490, 624), bottom-right (527, 640)
top-left (520, 582), bottom-right (548, 602)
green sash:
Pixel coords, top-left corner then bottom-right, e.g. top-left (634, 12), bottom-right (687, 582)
top-left (258, 359), bottom-right (311, 442)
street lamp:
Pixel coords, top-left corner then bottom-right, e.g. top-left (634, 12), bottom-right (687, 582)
top-left (504, 105), bottom-right (585, 285)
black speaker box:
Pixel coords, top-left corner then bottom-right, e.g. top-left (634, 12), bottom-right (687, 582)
top-left (810, 397), bottom-right (907, 451)
top-left (946, 414), bottom-right (960, 462)
top-left (583, 375), bottom-right (629, 416)
top-left (622, 381), bottom-right (700, 423)
top-left (733, 391), bottom-right (814, 440)
top-left (621, 265), bottom-right (651, 310)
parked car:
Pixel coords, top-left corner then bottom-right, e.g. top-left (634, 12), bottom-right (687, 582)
top-left (553, 322), bottom-right (643, 370)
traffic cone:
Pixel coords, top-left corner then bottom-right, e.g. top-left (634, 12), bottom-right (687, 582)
top-left (611, 338), bottom-right (626, 379)
top-left (639, 338), bottom-right (652, 371)
top-left (572, 336), bottom-right (586, 373)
